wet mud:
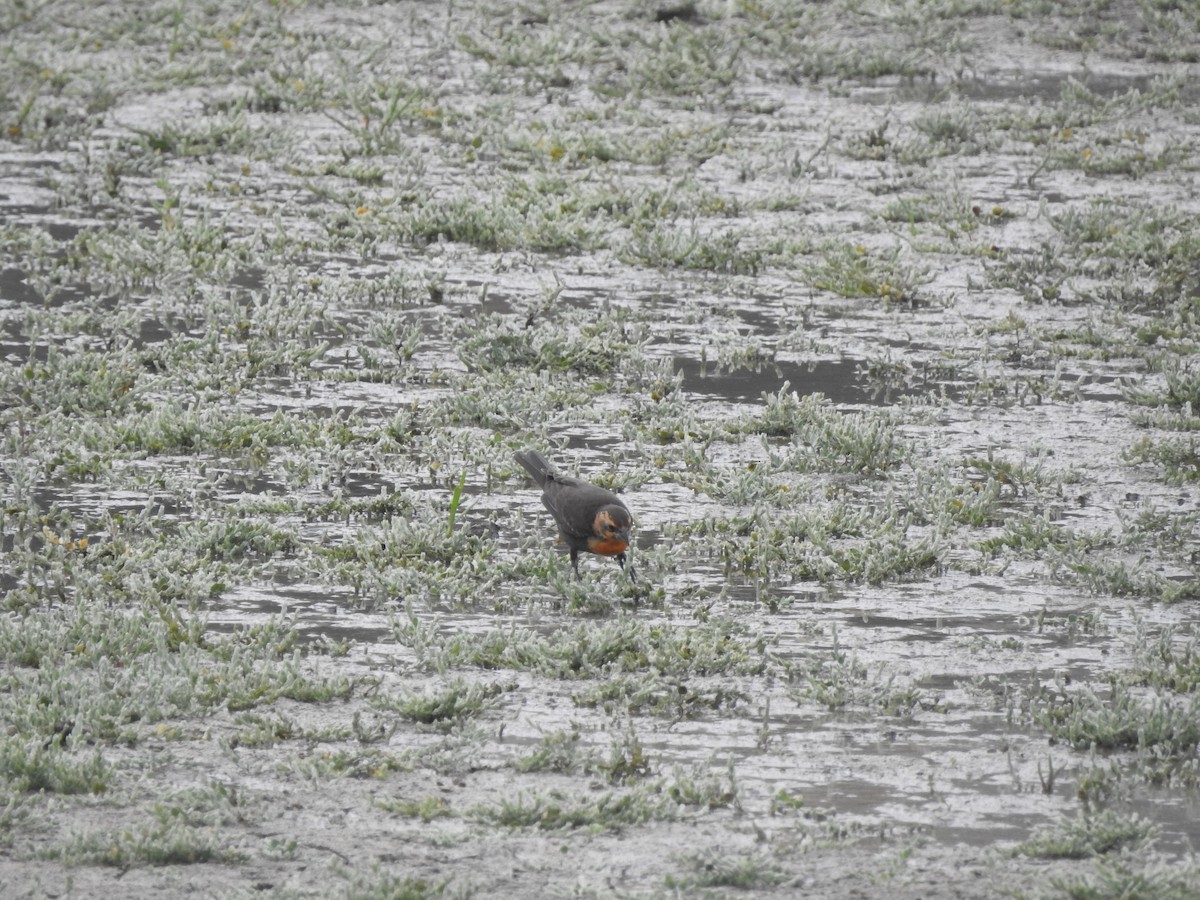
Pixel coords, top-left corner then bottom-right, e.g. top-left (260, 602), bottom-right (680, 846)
top-left (2, 1), bottom-right (1200, 898)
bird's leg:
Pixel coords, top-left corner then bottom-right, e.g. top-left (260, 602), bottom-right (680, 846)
top-left (570, 548), bottom-right (582, 580)
top-left (618, 552), bottom-right (637, 582)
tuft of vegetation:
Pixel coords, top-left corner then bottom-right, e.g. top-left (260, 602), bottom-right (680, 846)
top-left (1015, 810), bottom-right (1158, 860)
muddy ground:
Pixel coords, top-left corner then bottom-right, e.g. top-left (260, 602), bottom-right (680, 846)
top-left (2, 1), bottom-right (1200, 898)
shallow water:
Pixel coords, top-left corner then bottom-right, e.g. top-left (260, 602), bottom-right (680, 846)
top-left (3, 1), bottom-right (1200, 897)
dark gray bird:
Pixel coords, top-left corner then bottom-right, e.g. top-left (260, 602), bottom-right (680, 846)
top-left (514, 449), bottom-right (635, 580)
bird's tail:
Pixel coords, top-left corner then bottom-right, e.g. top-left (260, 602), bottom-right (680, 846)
top-left (514, 449), bottom-right (554, 486)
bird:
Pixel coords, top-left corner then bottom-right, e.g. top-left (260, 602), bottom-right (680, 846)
top-left (514, 449), bottom-right (635, 580)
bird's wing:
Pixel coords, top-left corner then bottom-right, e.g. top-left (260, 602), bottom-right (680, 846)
top-left (542, 477), bottom-right (624, 540)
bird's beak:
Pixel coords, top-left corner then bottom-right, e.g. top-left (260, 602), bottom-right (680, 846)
top-left (617, 526), bottom-right (632, 545)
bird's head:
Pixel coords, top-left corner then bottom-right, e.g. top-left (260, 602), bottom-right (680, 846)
top-left (593, 505), bottom-right (633, 551)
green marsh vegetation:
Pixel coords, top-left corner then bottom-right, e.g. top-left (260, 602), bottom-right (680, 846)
top-left (2, 0), bottom-right (1200, 896)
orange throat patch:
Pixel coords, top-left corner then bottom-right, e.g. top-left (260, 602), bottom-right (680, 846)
top-left (586, 536), bottom-right (629, 557)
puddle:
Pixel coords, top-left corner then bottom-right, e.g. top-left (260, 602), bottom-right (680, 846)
top-left (0, 267), bottom-right (44, 306)
top-left (676, 355), bottom-right (914, 405)
top-left (859, 70), bottom-right (1191, 105)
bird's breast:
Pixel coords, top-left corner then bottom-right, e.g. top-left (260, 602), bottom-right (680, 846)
top-left (586, 536), bottom-right (629, 557)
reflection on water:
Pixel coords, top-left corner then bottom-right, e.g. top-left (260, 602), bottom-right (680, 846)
top-left (677, 356), bottom-right (869, 404)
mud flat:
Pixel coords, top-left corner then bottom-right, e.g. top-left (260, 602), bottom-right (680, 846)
top-left (2, 1), bottom-right (1199, 897)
